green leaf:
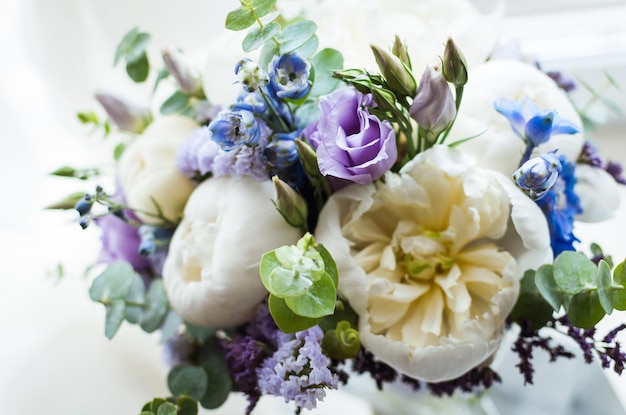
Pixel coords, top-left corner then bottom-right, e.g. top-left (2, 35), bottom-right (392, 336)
top-left (534, 264), bottom-right (567, 312)
top-left (285, 272), bottom-right (336, 318)
top-left (242, 22), bottom-right (280, 52)
top-left (153, 66), bottom-right (170, 93)
top-left (277, 20), bottom-right (317, 54)
top-left (225, 8), bottom-right (256, 31)
top-left (568, 289), bottom-right (605, 329)
top-left (113, 27), bottom-right (150, 65)
top-left (185, 324), bottom-right (217, 342)
top-left (113, 142), bottom-right (126, 161)
top-left (597, 259), bottom-right (614, 314)
top-left (126, 52), bottom-right (150, 82)
top-left (140, 279), bottom-right (168, 332)
top-left (310, 48), bottom-right (343, 97)
top-left (45, 192), bottom-right (86, 210)
top-left (322, 320), bottom-right (360, 359)
top-left (157, 402), bottom-right (177, 415)
top-left (124, 273), bottom-right (146, 324)
top-left (89, 261), bottom-right (136, 302)
top-left (510, 269), bottom-right (554, 330)
top-left (177, 396), bottom-right (199, 415)
top-left (149, 398), bottom-right (167, 414)
top-left (315, 243), bottom-right (338, 288)
top-left (50, 166), bottom-right (76, 178)
top-left (160, 91), bottom-right (191, 115)
top-left (613, 262), bottom-right (626, 310)
top-left (160, 311), bottom-right (183, 343)
top-left (294, 34), bottom-right (319, 59)
top-left (105, 300), bottom-right (126, 339)
top-left (259, 40), bottom-right (280, 72)
top-left (251, 0), bottom-right (276, 17)
top-left (140, 412), bottom-right (153, 415)
top-left (198, 345), bottom-right (233, 410)
top-left (168, 365), bottom-right (208, 400)
top-left (268, 294), bottom-right (321, 333)
top-left (77, 111), bottom-right (99, 124)
top-left (553, 251), bottom-right (596, 294)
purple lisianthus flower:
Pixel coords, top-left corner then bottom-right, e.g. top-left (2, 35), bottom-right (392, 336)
top-left (95, 209), bottom-right (151, 272)
top-left (409, 64), bottom-right (456, 135)
top-left (305, 86), bottom-right (397, 189)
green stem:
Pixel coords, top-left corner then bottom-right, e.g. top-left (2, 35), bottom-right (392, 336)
top-left (438, 85), bottom-right (464, 145)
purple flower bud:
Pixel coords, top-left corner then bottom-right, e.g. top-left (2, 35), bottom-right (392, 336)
top-left (513, 151), bottom-right (562, 200)
top-left (95, 90), bottom-right (152, 133)
top-left (270, 53), bottom-right (312, 100)
top-left (161, 48), bottom-right (203, 95)
top-left (409, 65), bottom-right (456, 135)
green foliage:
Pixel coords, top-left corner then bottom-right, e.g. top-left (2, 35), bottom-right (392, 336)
top-left (168, 365), bottom-right (208, 400)
top-left (194, 338), bottom-right (233, 409)
top-left (141, 397), bottom-right (198, 415)
top-left (276, 20), bottom-right (317, 54)
top-left (322, 320), bottom-right (360, 359)
top-left (160, 91), bottom-right (192, 115)
top-left (309, 48), bottom-right (344, 97)
top-left (528, 252), bottom-right (626, 329)
top-left (225, 0), bottom-right (277, 31)
top-left (242, 22), bottom-right (280, 53)
top-left (114, 27), bottom-right (151, 82)
top-left (45, 191), bottom-right (87, 210)
top-left (89, 261), bottom-right (170, 339)
top-left (509, 269), bottom-right (554, 330)
top-left (50, 166), bottom-right (100, 181)
top-left (260, 234), bottom-right (339, 332)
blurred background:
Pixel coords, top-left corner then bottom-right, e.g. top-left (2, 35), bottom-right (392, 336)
top-left (0, 0), bottom-right (625, 414)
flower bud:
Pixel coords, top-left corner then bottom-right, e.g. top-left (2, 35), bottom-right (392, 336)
top-left (94, 91), bottom-right (152, 133)
top-left (74, 194), bottom-right (94, 217)
top-left (442, 37), bottom-right (468, 87)
top-left (272, 175), bottom-right (308, 230)
top-left (513, 151), bottom-right (562, 200)
top-left (234, 58), bottom-right (269, 93)
top-left (270, 53), bottom-right (312, 100)
top-left (392, 36), bottom-right (412, 70)
top-left (409, 64), bottom-right (456, 136)
top-left (370, 44), bottom-right (416, 98)
top-left (162, 48), bottom-right (204, 96)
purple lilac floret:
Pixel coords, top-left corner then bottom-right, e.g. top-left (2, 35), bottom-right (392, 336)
top-left (535, 155), bottom-right (582, 256)
top-left (257, 326), bottom-right (338, 411)
top-left (176, 123), bottom-right (271, 182)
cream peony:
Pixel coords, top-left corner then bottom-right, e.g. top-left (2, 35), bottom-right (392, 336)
top-left (300, 0), bottom-right (502, 72)
top-left (315, 146), bottom-right (551, 382)
top-left (162, 176), bottom-right (302, 328)
top-left (117, 115), bottom-right (197, 225)
top-left (447, 59), bottom-right (584, 177)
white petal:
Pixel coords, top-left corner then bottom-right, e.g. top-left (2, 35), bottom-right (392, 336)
top-left (575, 164), bottom-right (621, 222)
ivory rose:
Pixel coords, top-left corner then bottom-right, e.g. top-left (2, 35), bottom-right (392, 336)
top-left (162, 176), bottom-right (302, 328)
top-left (315, 146), bottom-right (551, 382)
top-left (118, 115), bottom-right (197, 225)
top-left (446, 60), bottom-right (584, 176)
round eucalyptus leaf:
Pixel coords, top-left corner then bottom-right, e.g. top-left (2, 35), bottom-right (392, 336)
top-left (568, 290), bottom-right (605, 329)
top-left (168, 365), bottom-right (208, 400)
top-left (553, 251), bottom-right (596, 294)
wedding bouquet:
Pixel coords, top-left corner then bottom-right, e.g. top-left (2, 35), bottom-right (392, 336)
top-left (50, 0), bottom-right (626, 413)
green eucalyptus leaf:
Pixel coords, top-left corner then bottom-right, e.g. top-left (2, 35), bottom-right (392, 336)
top-left (140, 411), bottom-right (153, 415)
top-left (510, 269), bottom-right (554, 330)
top-left (597, 259), bottom-right (614, 314)
top-left (126, 52), bottom-right (150, 83)
top-left (150, 398), bottom-right (167, 414)
top-left (318, 299), bottom-right (358, 331)
top-left (168, 365), bottom-right (208, 400)
top-left (45, 192), bottom-right (86, 210)
top-left (105, 299), bottom-right (126, 339)
top-left (113, 142), bottom-right (126, 161)
top-left (613, 262), bottom-right (626, 310)
top-left (243, 22), bottom-right (280, 53)
top-left (140, 279), bottom-right (168, 333)
top-left (568, 289), bottom-right (605, 329)
top-left (89, 261), bottom-right (136, 302)
top-left (77, 111), bottom-right (100, 124)
top-left (225, 8), bottom-right (256, 31)
top-left (534, 264), bottom-right (566, 312)
top-left (177, 396), bottom-right (199, 415)
top-left (285, 272), bottom-right (336, 318)
top-left (277, 20), bottom-right (317, 54)
top-left (198, 348), bottom-right (232, 409)
top-left (310, 48), bottom-right (343, 97)
top-left (259, 40), bottom-right (280, 72)
top-left (251, 0), bottom-right (276, 17)
top-left (160, 311), bottom-right (183, 343)
top-left (268, 267), bottom-right (312, 297)
top-left (157, 402), bottom-right (177, 415)
top-left (314, 243), bottom-right (338, 288)
top-left (294, 34), bottom-right (319, 59)
top-left (124, 273), bottom-right (146, 324)
top-left (553, 251), bottom-right (596, 294)
top-left (114, 28), bottom-right (151, 65)
top-left (185, 324), bottom-right (217, 342)
top-left (160, 91), bottom-right (191, 115)
top-left (268, 294), bottom-right (321, 333)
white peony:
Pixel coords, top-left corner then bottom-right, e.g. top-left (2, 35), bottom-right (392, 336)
top-left (162, 176), bottom-right (302, 328)
top-left (315, 146), bottom-right (551, 382)
top-left (575, 164), bottom-right (621, 222)
top-left (299, 0), bottom-right (502, 73)
top-left (117, 115), bottom-right (197, 225)
top-left (446, 59), bottom-right (584, 177)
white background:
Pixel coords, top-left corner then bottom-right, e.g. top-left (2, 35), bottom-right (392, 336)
top-left (1, 1), bottom-right (625, 414)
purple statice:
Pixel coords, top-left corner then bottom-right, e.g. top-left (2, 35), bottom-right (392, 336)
top-left (605, 161), bottom-right (626, 185)
top-left (535, 155), bottom-right (582, 256)
top-left (246, 302), bottom-right (281, 347)
top-left (578, 141), bottom-right (626, 185)
top-left (257, 326), bottom-right (338, 411)
top-left (176, 126), bottom-right (219, 179)
top-left (221, 335), bottom-right (270, 414)
top-left (546, 71), bottom-right (576, 93)
top-left (426, 367), bottom-right (502, 397)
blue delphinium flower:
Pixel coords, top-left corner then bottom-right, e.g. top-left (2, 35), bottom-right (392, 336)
top-left (535, 155), bottom-right (582, 256)
top-left (208, 108), bottom-right (261, 150)
top-left (264, 131), bottom-right (300, 170)
top-left (232, 90), bottom-right (268, 115)
top-left (269, 53), bottom-right (312, 100)
top-left (513, 151), bottom-right (562, 200)
top-left (235, 58), bottom-right (269, 93)
top-left (494, 97), bottom-right (579, 165)
top-left (257, 326), bottom-right (338, 411)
